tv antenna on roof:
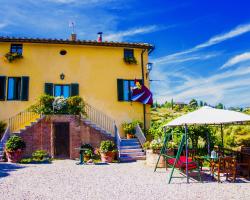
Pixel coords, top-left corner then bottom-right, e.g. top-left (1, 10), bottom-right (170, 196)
top-left (69, 21), bottom-right (76, 34)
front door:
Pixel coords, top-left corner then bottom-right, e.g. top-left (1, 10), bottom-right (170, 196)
top-left (54, 122), bottom-right (70, 158)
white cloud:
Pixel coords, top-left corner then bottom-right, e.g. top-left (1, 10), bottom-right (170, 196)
top-left (104, 25), bottom-right (159, 41)
top-left (153, 52), bottom-right (220, 65)
top-left (220, 52), bottom-right (250, 69)
top-left (153, 66), bottom-right (250, 107)
top-left (0, 22), bottom-right (8, 29)
top-left (154, 23), bottom-right (250, 65)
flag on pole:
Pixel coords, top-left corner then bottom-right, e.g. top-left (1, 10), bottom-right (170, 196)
top-left (131, 80), bottom-right (153, 105)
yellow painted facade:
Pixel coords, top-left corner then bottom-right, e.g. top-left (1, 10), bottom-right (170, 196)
top-left (0, 40), bottom-right (152, 136)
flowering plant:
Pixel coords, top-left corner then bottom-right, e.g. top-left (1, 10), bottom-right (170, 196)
top-left (4, 52), bottom-right (23, 63)
top-left (53, 96), bottom-right (67, 113)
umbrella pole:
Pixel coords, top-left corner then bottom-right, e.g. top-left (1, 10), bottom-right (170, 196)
top-left (185, 124), bottom-right (189, 183)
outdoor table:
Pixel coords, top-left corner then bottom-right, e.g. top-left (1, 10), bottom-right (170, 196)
top-left (75, 147), bottom-right (89, 165)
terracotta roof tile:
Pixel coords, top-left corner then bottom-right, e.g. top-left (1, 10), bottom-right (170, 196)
top-left (0, 36), bottom-right (154, 51)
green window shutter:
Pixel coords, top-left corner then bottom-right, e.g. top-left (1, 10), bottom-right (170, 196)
top-left (44, 83), bottom-right (54, 96)
top-left (0, 76), bottom-right (6, 101)
top-left (117, 79), bottom-right (124, 101)
top-left (70, 83), bottom-right (79, 96)
top-left (21, 76), bottom-right (29, 101)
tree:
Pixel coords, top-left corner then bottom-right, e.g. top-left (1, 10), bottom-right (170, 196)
top-left (189, 99), bottom-right (198, 108)
top-left (199, 101), bottom-right (204, 107)
top-left (216, 103), bottom-right (224, 109)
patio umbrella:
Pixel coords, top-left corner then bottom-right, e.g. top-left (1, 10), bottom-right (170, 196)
top-left (163, 106), bottom-right (250, 183)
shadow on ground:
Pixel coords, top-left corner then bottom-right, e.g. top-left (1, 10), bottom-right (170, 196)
top-left (0, 163), bottom-right (25, 178)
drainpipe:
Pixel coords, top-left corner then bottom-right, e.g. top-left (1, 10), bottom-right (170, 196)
top-left (141, 49), bottom-right (147, 132)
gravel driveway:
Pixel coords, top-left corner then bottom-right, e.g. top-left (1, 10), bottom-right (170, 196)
top-left (0, 160), bottom-right (250, 200)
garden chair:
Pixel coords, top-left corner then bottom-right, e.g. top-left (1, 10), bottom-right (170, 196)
top-left (224, 157), bottom-right (237, 182)
top-left (210, 157), bottom-right (226, 182)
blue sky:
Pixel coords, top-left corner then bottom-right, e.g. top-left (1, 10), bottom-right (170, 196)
top-left (1, 0), bottom-right (250, 107)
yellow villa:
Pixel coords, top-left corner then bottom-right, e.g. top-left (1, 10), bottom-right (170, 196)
top-left (0, 33), bottom-right (154, 160)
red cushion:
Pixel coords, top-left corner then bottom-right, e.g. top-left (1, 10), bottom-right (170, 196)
top-left (167, 156), bottom-right (198, 170)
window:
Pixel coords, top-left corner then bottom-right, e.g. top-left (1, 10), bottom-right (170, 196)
top-left (44, 83), bottom-right (79, 97)
top-left (10, 44), bottom-right (23, 55)
top-left (124, 49), bottom-right (134, 58)
top-left (54, 85), bottom-right (70, 98)
top-left (117, 79), bottom-right (141, 101)
top-left (7, 77), bottom-right (21, 100)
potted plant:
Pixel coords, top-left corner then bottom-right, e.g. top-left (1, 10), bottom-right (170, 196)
top-left (122, 120), bottom-right (142, 139)
top-left (143, 139), bottom-right (166, 168)
top-left (4, 52), bottom-right (23, 63)
top-left (84, 149), bottom-right (93, 162)
top-left (122, 122), bottom-right (135, 139)
top-left (124, 56), bottom-right (137, 64)
top-left (99, 140), bottom-right (116, 163)
top-left (5, 135), bottom-right (26, 163)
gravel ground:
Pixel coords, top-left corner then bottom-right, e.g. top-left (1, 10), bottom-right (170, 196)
top-left (0, 160), bottom-right (250, 200)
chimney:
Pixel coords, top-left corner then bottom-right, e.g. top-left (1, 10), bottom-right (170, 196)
top-left (70, 33), bottom-right (77, 41)
top-left (97, 32), bottom-right (103, 42)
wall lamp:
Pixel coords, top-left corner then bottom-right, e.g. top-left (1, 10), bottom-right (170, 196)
top-left (146, 62), bottom-right (153, 79)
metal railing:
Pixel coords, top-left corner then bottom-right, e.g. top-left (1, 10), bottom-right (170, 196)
top-left (135, 124), bottom-right (146, 146)
top-left (114, 125), bottom-right (121, 158)
top-left (0, 126), bottom-right (10, 144)
top-left (8, 110), bottom-right (41, 133)
top-left (84, 103), bottom-right (115, 135)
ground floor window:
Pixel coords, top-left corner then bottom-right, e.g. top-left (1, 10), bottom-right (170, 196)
top-left (117, 79), bottom-right (142, 101)
top-left (44, 83), bottom-right (79, 98)
top-left (54, 85), bottom-right (70, 98)
top-left (7, 77), bottom-right (21, 100)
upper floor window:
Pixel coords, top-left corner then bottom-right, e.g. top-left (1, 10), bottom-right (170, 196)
top-left (10, 44), bottom-right (23, 55)
top-left (124, 49), bottom-right (134, 59)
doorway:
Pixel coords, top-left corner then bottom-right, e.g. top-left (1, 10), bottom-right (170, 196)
top-left (54, 122), bottom-right (70, 158)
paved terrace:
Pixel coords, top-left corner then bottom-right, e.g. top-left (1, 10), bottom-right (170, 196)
top-left (0, 160), bottom-right (250, 200)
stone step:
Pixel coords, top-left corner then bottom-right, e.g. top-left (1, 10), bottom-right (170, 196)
top-left (120, 151), bottom-right (145, 157)
top-left (120, 148), bottom-right (143, 153)
top-left (120, 142), bottom-right (140, 145)
top-left (119, 155), bottom-right (146, 162)
top-left (120, 145), bottom-right (141, 149)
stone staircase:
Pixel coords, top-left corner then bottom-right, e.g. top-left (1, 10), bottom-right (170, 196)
top-left (0, 142), bottom-right (5, 161)
top-left (119, 138), bottom-right (146, 162)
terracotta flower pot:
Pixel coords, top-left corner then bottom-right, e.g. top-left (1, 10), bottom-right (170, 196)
top-left (84, 155), bottom-right (90, 162)
top-left (6, 149), bottom-right (23, 163)
top-left (100, 151), bottom-right (115, 163)
top-left (126, 133), bottom-right (135, 139)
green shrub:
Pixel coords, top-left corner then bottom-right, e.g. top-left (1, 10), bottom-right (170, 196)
top-left (30, 95), bottom-right (85, 116)
top-left (67, 96), bottom-right (85, 115)
top-left (5, 135), bottom-right (26, 152)
top-left (30, 95), bottom-right (55, 114)
top-left (100, 140), bottom-right (115, 153)
top-left (32, 150), bottom-right (49, 161)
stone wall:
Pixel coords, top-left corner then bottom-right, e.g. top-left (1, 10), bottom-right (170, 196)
top-left (19, 115), bottom-right (114, 159)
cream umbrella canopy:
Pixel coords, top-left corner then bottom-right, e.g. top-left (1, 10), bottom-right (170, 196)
top-left (163, 106), bottom-right (250, 183)
top-left (165, 106), bottom-right (250, 127)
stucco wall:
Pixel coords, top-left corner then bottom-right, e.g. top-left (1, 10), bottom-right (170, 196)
top-left (0, 42), bottom-right (151, 136)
